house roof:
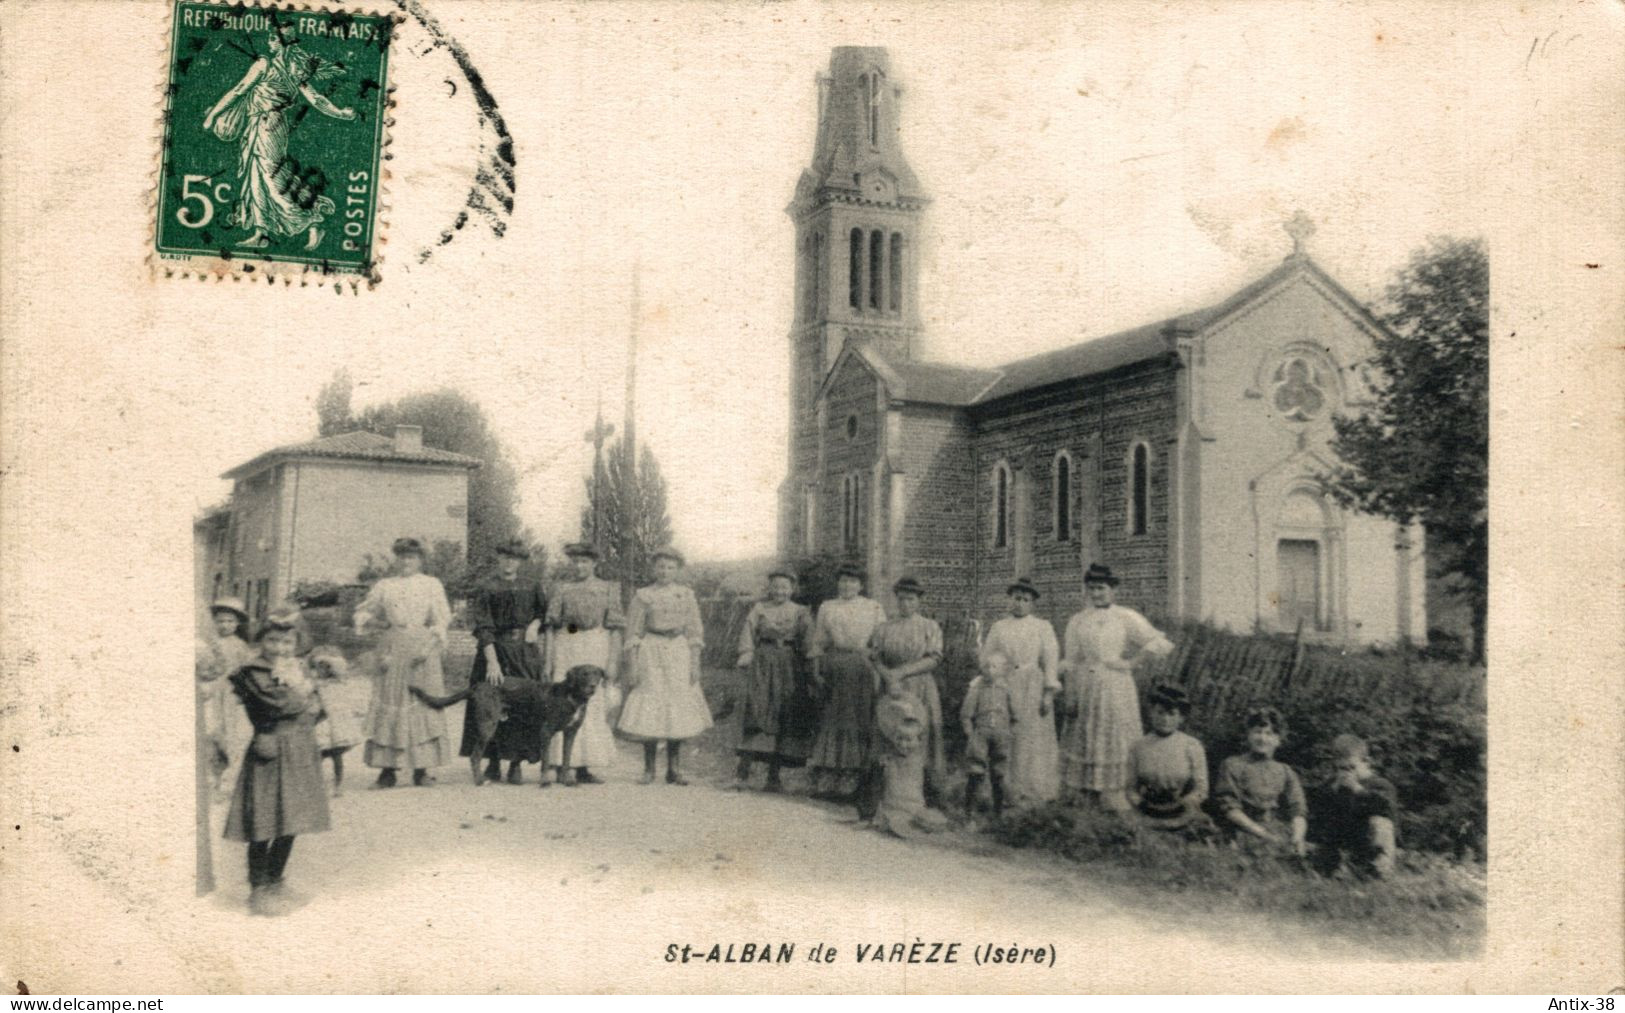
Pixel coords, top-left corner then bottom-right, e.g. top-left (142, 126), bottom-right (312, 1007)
top-left (221, 430), bottom-right (483, 481)
top-left (877, 254), bottom-right (1378, 409)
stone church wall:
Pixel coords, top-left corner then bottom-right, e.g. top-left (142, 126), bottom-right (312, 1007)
top-left (898, 405), bottom-right (977, 614)
top-left (968, 358), bottom-right (1179, 629)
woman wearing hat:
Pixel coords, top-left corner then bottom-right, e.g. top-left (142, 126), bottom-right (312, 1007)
top-left (618, 547), bottom-right (711, 785)
top-left (980, 577), bottom-right (1062, 805)
top-left (199, 596), bottom-right (256, 792)
top-left (353, 537), bottom-right (453, 788)
top-left (545, 543), bottom-right (624, 785)
top-left (222, 607), bottom-right (330, 916)
top-left (805, 563), bottom-right (888, 799)
top-left (1059, 563), bottom-right (1175, 808)
top-left (733, 568), bottom-right (813, 791)
top-left (866, 576), bottom-right (947, 810)
top-left (462, 538), bottom-right (548, 785)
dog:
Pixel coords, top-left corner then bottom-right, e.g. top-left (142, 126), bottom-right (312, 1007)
top-left (410, 664), bottom-right (604, 787)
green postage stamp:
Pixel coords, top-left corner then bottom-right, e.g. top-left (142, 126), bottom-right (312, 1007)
top-left (155, 2), bottom-right (395, 282)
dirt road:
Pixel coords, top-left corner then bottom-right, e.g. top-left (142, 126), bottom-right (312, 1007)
top-left (7, 704), bottom-right (1410, 993)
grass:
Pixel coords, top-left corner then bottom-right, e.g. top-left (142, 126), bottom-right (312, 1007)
top-left (991, 800), bottom-right (1484, 959)
top-left (694, 661), bottom-right (1485, 959)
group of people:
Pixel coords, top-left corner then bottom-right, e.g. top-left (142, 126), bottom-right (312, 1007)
top-left (731, 560), bottom-right (1399, 878)
top-left (195, 535), bottom-right (721, 915)
top-left (195, 542), bottom-right (1399, 917)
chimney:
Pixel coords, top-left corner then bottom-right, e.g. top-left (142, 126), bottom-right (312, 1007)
top-left (393, 424), bottom-right (424, 453)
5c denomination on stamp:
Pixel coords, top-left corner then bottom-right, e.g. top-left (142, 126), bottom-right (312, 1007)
top-left (155, 1), bottom-right (395, 283)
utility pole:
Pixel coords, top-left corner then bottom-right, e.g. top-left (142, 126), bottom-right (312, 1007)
top-left (620, 259), bottom-right (640, 606)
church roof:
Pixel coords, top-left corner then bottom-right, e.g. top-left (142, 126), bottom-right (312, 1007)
top-left (888, 255), bottom-right (1373, 409)
top-left (893, 361), bottom-right (1003, 406)
top-left (222, 429), bottom-right (482, 480)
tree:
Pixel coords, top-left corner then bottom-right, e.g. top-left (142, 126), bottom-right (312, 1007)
top-left (314, 371), bottom-right (526, 567)
top-left (1324, 236), bottom-right (1488, 663)
top-left (579, 436), bottom-right (673, 589)
top-left (315, 367), bottom-right (354, 437)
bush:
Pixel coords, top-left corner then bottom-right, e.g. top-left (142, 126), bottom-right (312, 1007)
top-left (995, 801), bottom-right (1484, 956)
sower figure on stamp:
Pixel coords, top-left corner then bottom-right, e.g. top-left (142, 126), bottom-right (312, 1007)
top-left (545, 543), bottom-right (623, 786)
top-left (201, 28), bottom-right (355, 250)
top-left (463, 538), bottom-right (548, 785)
top-left (733, 568), bottom-right (813, 792)
top-left (353, 537), bottom-right (452, 788)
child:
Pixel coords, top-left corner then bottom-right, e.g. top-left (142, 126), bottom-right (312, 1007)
top-left (308, 646), bottom-right (367, 796)
top-left (960, 651), bottom-right (1019, 824)
top-left (223, 608), bottom-right (331, 916)
top-left (1125, 684), bottom-right (1210, 833)
top-left (869, 685), bottom-right (950, 838)
top-left (1313, 733), bottom-right (1399, 879)
top-left (618, 547), bottom-right (711, 785)
top-left (1214, 706), bottom-right (1307, 856)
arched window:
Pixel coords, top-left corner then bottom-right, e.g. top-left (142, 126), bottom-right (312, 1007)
top-left (1053, 450), bottom-right (1073, 542)
top-left (842, 473), bottom-right (861, 554)
top-left (865, 72), bottom-right (881, 146)
top-left (849, 228), bottom-right (862, 309)
top-left (801, 485), bottom-right (817, 554)
top-left (992, 461), bottom-right (1011, 549)
top-left (869, 230), bottom-right (884, 310)
top-left (888, 232), bottom-right (902, 312)
top-left (1127, 441), bottom-right (1151, 536)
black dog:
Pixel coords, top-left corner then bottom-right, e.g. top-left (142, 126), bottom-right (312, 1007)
top-left (410, 664), bottom-right (604, 787)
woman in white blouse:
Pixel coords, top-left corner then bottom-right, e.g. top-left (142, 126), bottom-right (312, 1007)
top-left (1059, 563), bottom-right (1174, 809)
top-left (352, 538), bottom-right (452, 788)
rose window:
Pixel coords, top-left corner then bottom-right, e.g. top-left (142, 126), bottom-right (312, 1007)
top-left (1271, 356), bottom-right (1327, 422)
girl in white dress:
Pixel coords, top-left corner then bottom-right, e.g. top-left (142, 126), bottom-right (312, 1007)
top-left (618, 548), bottom-right (711, 785)
top-left (546, 543), bottom-right (624, 784)
top-left (1059, 563), bottom-right (1174, 809)
top-left (352, 538), bottom-right (452, 788)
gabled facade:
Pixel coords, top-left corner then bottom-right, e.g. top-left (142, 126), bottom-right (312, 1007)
top-left (779, 48), bottom-right (1425, 646)
top-left (200, 426), bottom-right (480, 620)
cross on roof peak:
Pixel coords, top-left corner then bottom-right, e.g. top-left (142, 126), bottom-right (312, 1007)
top-left (1284, 210), bottom-right (1316, 256)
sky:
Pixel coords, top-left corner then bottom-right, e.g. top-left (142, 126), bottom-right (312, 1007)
top-left (176, 1), bottom-right (1525, 562)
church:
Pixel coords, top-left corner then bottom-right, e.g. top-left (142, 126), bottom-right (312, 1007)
top-left (776, 47), bottom-right (1426, 646)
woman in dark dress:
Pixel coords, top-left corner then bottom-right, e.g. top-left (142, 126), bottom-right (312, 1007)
top-left (223, 608), bottom-right (330, 917)
top-left (463, 538), bottom-right (548, 784)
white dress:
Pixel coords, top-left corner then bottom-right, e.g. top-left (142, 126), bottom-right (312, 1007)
top-left (617, 583), bottom-right (712, 741)
top-left (353, 573), bottom-right (451, 770)
top-left (1059, 605), bottom-right (1173, 795)
top-left (981, 614), bottom-right (1062, 803)
top-left (546, 577), bottom-right (623, 768)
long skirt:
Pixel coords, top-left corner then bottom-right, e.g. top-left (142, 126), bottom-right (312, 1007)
top-left (363, 627), bottom-right (449, 770)
top-left (807, 648), bottom-right (876, 788)
top-left (738, 643), bottom-right (814, 766)
top-left (224, 720), bottom-right (331, 843)
top-left (1060, 661), bottom-right (1140, 794)
top-left (618, 635), bottom-right (712, 741)
top-left (1007, 662), bottom-right (1061, 803)
top-left (549, 628), bottom-right (619, 768)
top-left (462, 637), bottom-right (546, 763)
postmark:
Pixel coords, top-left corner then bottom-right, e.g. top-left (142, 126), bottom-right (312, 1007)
top-left (155, 1), bottom-right (396, 283)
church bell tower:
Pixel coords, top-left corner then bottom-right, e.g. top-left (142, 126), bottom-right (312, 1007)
top-left (781, 47), bottom-right (929, 556)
